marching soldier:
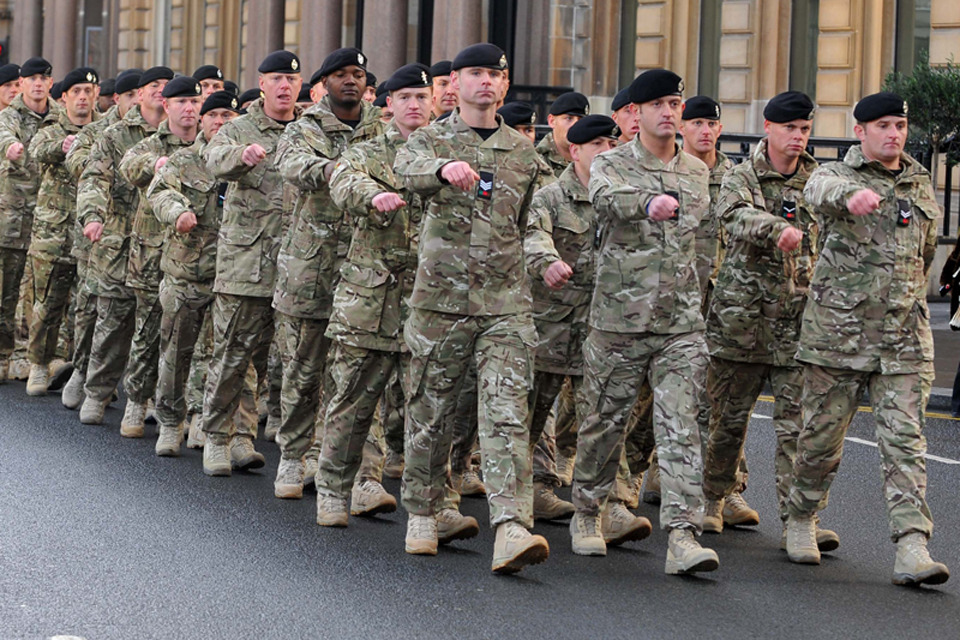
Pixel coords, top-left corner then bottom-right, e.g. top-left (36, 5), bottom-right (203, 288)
top-left (428, 60), bottom-right (457, 119)
top-left (0, 63), bottom-right (22, 110)
top-left (497, 101), bottom-right (536, 143)
top-left (536, 91), bottom-right (588, 176)
top-left (192, 65), bottom-right (225, 100)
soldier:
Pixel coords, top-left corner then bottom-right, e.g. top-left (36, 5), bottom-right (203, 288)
top-left (192, 65), bottom-right (225, 100)
top-left (200, 50), bottom-right (303, 475)
top-left (76, 66), bottom-right (171, 425)
top-left (223, 81), bottom-right (240, 98)
top-left (24, 67), bottom-right (100, 395)
top-left (572, 69), bottom-right (718, 575)
top-left (238, 88), bottom-right (261, 111)
top-left (296, 84), bottom-right (314, 108)
top-left (116, 75), bottom-right (202, 437)
top-left (272, 47), bottom-right (382, 498)
top-left (536, 91), bottom-right (588, 176)
top-left (785, 92), bottom-right (950, 587)
top-left (394, 43), bottom-right (551, 573)
top-left (0, 57), bottom-right (58, 383)
top-left (497, 101), bottom-right (536, 143)
top-left (308, 68), bottom-right (329, 104)
top-left (316, 63), bottom-right (435, 528)
top-left (610, 88), bottom-right (639, 144)
top-left (0, 63), bottom-right (21, 110)
top-left (97, 77), bottom-right (116, 113)
top-left (148, 90), bottom-right (241, 456)
top-left (428, 60), bottom-right (457, 119)
top-left (362, 71), bottom-right (377, 102)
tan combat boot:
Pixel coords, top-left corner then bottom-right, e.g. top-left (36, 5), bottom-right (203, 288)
top-left (533, 481), bottom-right (575, 520)
top-left (61, 369), bottom-right (85, 410)
top-left (556, 452), bottom-right (575, 487)
top-left (120, 400), bottom-right (147, 438)
top-left (703, 498), bottom-right (724, 533)
top-left (779, 522), bottom-right (840, 553)
top-left (303, 453), bottom-right (318, 488)
top-left (383, 450), bottom-right (404, 479)
top-left (570, 511), bottom-right (606, 556)
top-left (405, 514), bottom-right (438, 555)
top-left (723, 491), bottom-right (759, 527)
top-left (263, 412), bottom-right (280, 442)
top-left (230, 434), bottom-right (265, 470)
top-left (437, 508), bottom-right (480, 544)
top-left (203, 436), bottom-right (232, 476)
top-left (665, 529), bottom-right (720, 575)
top-left (602, 501), bottom-right (652, 545)
top-left (79, 396), bottom-right (107, 425)
top-left (351, 480), bottom-right (397, 516)
top-left (892, 533), bottom-right (950, 587)
top-left (47, 358), bottom-right (73, 391)
top-left (26, 364), bottom-right (50, 396)
top-left (185, 413), bottom-right (206, 449)
top-left (492, 521), bottom-right (549, 574)
top-left (155, 423), bottom-right (184, 457)
top-left (274, 457), bottom-right (305, 499)
top-left (624, 472), bottom-right (643, 509)
top-left (460, 468), bottom-right (486, 496)
top-left (641, 464), bottom-right (661, 505)
top-left (316, 494), bottom-right (349, 527)
top-left (785, 515), bottom-right (821, 564)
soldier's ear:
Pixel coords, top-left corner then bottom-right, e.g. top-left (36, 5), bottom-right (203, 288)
top-left (853, 122), bottom-right (866, 143)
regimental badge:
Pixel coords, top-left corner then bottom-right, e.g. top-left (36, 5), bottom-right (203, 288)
top-left (714, 105), bottom-right (720, 118)
top-left (584, 104), bottom-right (590, 115)
top-left (230, 98), bottom-right (238, 109)
top-left (903, 101), bottom-right (909, 115)
top-left (216, 69), bottom-right (223, 79)
top-left (358, 53), bottom-right (366, 66)
top-left (499, 54), bottom-right (507, 69)
top-left (897, 198), bottom-right (912, 226)
top-left (477, 171), bottom-right (494, 200)
top-left (677, 80), bottom-right (684, 93)
top-left (291, 59), bottom-right (299, 71)
top-left (86, 72), bottom-right (95, 83)
top-left (195, 83), bottom-right (201, 94)
top-left (781, 200), bottom-right (797, 221)
top-left (531, 112), bottom-right (537, 124)
top-left (421, 71), bottom-right (428, 84)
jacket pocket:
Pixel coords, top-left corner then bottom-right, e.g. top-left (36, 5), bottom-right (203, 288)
top-left (332, 262), bottom-right (392, 333)
top-left (217, 224), bottom-right (263, 283)
top-left (804, 284), bottom-right (868, 354)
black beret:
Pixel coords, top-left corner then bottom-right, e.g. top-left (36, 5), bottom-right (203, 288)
top-left (50, 82), bottom-right (63, 101)
top-left (99, 77), bottom-right (116, 96)
top-left (629, 69), bottom-right (684, 105)
top-left (139, 66), bottom-right (174, 88)
top-left (763, 90), bottom-right (815, 123)
top-left (451, 43), bottom-right (508, 71)
top-left (498, 101), bottom-right (536, 127)
top-left (201, 90), bottom-right (242, 115)
top-left (115, 70), bottom-right (143, 95)
top-left (854, 91), bottom-right (908, 123)
top-left (429, 60), bottom-right (452, 77)
top-left (317, 47), bottom-right (367, 79)
top-left (611, 88), bottom-right (630, 112)
top-left (375, 83), bottom-right (388, 98)
top-left (238, 88), bottom-right (262, 106)
top-left (549, 91), bottom-right (589, 117)
top-left (682, 95), bottom-right (721, 121)
top-left (61, 67), bottom-right (99, 93)
top-left (258, 50), bottom-right (301, 75)
top-left (567, 114), bottom-right (619, 144)
top-left (373, 92), bottom-right (388, 108)
top-left (384, 63), bottom-right (431, 92)
top-left (365, 72), bottom-right (377, 89)
top-left (0, 64), bottom-right (19, 86)
top-left (21, 57), bottom-right (52, 78)
top-left (223, 80), bottom-right (240, 97)
top-left (193, 65), bottom-right (224, 82)
top-left (162, 75), bottom-right (202, 99)
top-left (297, 85), bottom-right (313, 102)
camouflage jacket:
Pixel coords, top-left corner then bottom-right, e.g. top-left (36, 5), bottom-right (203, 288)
top-left (28, 109), bottom-right (100, 263)
top-left (202, 99), bottom-right (302, 298)
top-left (797, 145), bottom-right (939, 374)
top-left (524, 164), bottom-right (596, 374)
top-left (77, 106), bottom-right (157, 298)
top-left (147, 134), bottom-right (222, 283)
top-left (0, 95), bottom-right (62, 251)
top-left (274, 96), bottom-right (382, 318)
top-left (588, 137), bottom-right (710, 334)
top-left (694, 149), bottom-right (736, 295)
top-left (120, 120), bottom-right (194, 292)
top-left (395, 109), bottom-right (552, 316)
top-left (66, 106), bottom-right (120, 262)
top-left (536, 132), bottom-right (569, 177)
top-left (706, 140), bottom-right (819, 365)
top-left (328, 122), bottom-right (421, 351)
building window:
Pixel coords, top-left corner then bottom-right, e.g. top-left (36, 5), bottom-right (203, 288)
top-left (895, 0), bottom-right (931, 71)
top-left (698, 0), bottom-right (722, 99)
top-left (789, 0), bottom-right (819, 100)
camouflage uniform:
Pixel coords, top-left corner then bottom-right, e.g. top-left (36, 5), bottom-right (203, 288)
top-left (535, 132), bottom-right (569, 177)
top-left (200, 99), bottom-right (301, 440)
top-left (576, 137), bottom-right (710, 531)
top-left (702, 140), bottom-right (819, 521)
top-left (317, 121), bottom-right (420, 498)
top-left (273, 97), bottom-right (382, 462)
top-left (696, 150), bottom-right (736, 302)
top-left (119, 121), bottom-right (194, 405)
top-left (788, 145), bottom-right (939, 541)
top-left (395, 110), bottom-right (551, 528)
top-left (76, 106), bottom-right (157, 403)
top-left (0, 95), bottom-right (61, 364)
top-left (147, 132), bottom-right (223, 432)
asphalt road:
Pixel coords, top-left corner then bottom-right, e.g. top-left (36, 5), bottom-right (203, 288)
top-left (1, 383), bottom-right (958, 640)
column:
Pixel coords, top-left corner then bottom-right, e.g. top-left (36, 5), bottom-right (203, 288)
top-left (12, 0), bottom-right (44, 62)
top-left (431, 0), bottom-right (482, 62)
top-left (244, 0), bottom-right (285, 88)
top-left (362, 0), bottom-right (407, 81)
top-left (300, 0), bottom-right (342, 74)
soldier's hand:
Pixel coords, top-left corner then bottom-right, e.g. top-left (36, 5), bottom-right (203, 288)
top-left (62, 135), bottom-right (77, 154)
top-left (846, 189), bottom-right (882, 216)
top-left (777, 226), bottom-right (803, 252)
top-left (372, 192), bottom-right (407, 213)
top-left (155, 156), bottom-right (169, 172)
top-left (440, 161), bottom-right (480, 191)
top-left (544, 260), bottom-right (574, 290)
top-left (6, 142), bottom-right (24, 161)
top-left (648, 194), bottom-right (680, 221)
top-left (83, 221), bottom-right (104, 243)
top-left (176, 211), bottom-right (198, 234)
top-left (241, 144), bottom-right (267, 167)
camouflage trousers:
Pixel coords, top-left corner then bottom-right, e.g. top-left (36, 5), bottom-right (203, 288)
top-left (574, 329), bottom-right (708, 531)
top-left (156, 275), bottom-right (214, 430)
top-left (186, 311), bottom-right (214, 417)
top-left (449, 359), bottom-right (480, 476)
top-left (787, 364), bottom-right (934, 541)
top-left (377, 366), bottom-right (405, 455)
top-left (0, 248), bottom-right (27, 360)
top-left (402, 308), bottom-right (537, 528)
top-left (266, 333), bottom-right (283, 426)
top-left (84, 295), bottom-right (136, 403)
top-left (13, 252), bottom-right (33, 362)
top-left (125, 288), bottom-right (163, 405)
top-left (26, 257), bottom-right (75, 366)
top-left (316, 343), bottom-right (407, 498)
top-left (529, 371), bottom-right (577, 487)
top-left (71, 259), bottom-right (98, 376)
top-left (702, 358), bottom-right (800, 520)
top-left (201, 293), bottom-right (272, 439)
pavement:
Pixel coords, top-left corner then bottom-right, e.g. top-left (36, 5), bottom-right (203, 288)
top-left (1, 381), bottom-right (959, 639)
top-left (929, 300), bottom-right (959, 412)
